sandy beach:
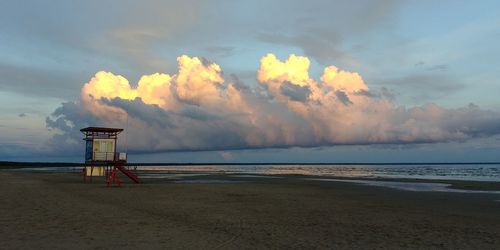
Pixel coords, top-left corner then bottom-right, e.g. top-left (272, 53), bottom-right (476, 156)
top-left (1, 171), bottom-right (499, 249)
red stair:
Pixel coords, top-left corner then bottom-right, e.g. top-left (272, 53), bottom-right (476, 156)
top-left (106, 168), bottom-right (123, 187)
top-left (115, 164), bottom-right (141, 184)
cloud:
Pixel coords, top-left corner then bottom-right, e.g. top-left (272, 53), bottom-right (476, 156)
top-left (0, 63), bottom-right (81, 99)
top-left (0, 0), bottom-right (206, 73)
top-left (257, 32), bottom-right (348, 65)
top-left (427, 64), bottom-right (449, 72)
top-left (335, 91), bottom-right (352, 106)
top-left (255, 0), bottom-right (400, 65)
top-left (205, 46), bottom-right (236, 57)
top-left (380, 73), bottom-right (464, 102)
top-left (280, 81), bottom-right (311, 102)
top-left (46, 54), bottom-right (500, 154)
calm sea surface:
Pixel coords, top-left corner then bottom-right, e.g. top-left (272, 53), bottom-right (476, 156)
top-left (139, 164), bottom-right (500, 182)
top-left (18, 164), bottom-right (500, 182)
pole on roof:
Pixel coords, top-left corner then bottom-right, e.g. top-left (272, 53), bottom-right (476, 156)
top-left (123, 102), bottom-right (129, 155)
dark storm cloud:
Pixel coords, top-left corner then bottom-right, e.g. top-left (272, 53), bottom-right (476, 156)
top-left (101, 98), bottom-right (176, 129)
top-left (335, 90), bottom-right (352, 106)
top-left (179, 106), bottom-right (221, 121)
top-left (46, 98), bottom-right (255, 153)
top-left (228, 74), bottom-right (251, 90)
top-left (354, 89), bottom-right (378, 98)
top-left (279, 81), bottom-right (311, 102)
top-left (354, 88), bottom-right (396, 101)
top-left (45, 101), bottom-right (101, 154)
top-left (380, 87), bottom-right (396, 100)
top-left (47, 92), bottom-right (500, 154)
top-left (442, 103), bottom-right (500, 137)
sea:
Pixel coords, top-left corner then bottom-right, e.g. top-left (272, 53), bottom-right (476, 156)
top-left (14, 163), bottom-right (500, 182)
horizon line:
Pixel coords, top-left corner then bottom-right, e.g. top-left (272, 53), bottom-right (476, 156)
top-left (1, 161), bottom-right (500, 166)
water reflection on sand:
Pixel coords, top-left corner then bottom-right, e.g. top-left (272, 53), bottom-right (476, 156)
top-left (308, 178), bottom-right (500, 194)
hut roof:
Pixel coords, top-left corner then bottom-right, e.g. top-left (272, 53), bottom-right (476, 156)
top-left (80, 127), bottom-right (124, 133)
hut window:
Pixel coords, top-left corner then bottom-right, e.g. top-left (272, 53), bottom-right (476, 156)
top-left (93, 139), bottom-right (115, 153)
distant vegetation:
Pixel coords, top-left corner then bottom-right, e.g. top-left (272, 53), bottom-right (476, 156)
top-left (1, 161), bottom-right (499, 170)
top-left (0, 161), bottom-right (83, 169)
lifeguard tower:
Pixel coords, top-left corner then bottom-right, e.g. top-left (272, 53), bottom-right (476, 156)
top-left (80, 127), bottom-right (141, 186)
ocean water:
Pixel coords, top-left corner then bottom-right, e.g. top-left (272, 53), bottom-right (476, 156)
top-left (137, 164), bottom-right (500, 182)
top-left (11, 164), bottom-right (500, 182)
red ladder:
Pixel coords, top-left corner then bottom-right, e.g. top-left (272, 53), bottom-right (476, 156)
top-left (115, 164), bottom-right (141, 184)
top-left (106, 168), bottom-right (123, 187)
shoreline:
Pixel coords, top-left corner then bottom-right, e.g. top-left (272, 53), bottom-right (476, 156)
top-left (6, 166), bottom-right (500, 192)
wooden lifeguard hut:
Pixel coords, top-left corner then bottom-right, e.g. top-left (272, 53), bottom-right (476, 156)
top-left (80, 127), bottom-right (141, 186)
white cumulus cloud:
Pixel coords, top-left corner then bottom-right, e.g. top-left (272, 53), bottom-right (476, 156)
top-left (46, 54), bottom-right (500, 154)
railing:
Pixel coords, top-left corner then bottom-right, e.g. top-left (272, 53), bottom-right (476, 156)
top-left (87, 152), bottom-right (127, 162)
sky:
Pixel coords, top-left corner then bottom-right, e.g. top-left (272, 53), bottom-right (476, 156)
top-left (1, 0), bottom-right (500, 163)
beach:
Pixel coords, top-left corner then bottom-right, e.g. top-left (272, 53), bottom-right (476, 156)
top-left (1, 171), bottom-right (499, 249)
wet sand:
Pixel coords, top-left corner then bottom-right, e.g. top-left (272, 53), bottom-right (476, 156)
top-left (1, 171), bottom-right (499, 249)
